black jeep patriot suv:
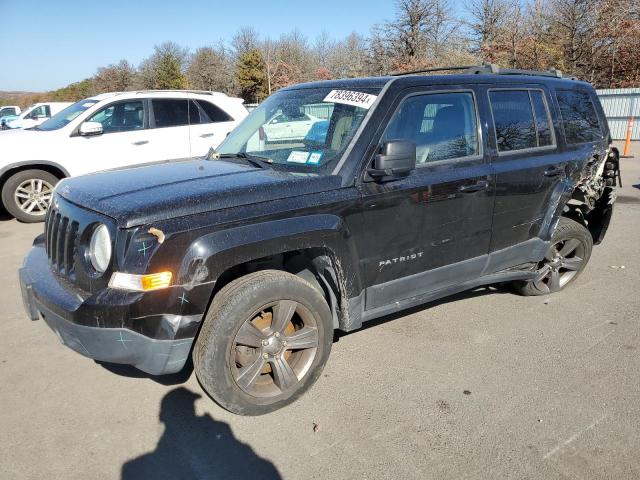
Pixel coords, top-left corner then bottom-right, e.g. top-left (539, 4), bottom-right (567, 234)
top-left (20, 65), bottom-right (618, 415)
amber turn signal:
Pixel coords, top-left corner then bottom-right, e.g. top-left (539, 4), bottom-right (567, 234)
top-left (109, 271), bottom-right (173, 291)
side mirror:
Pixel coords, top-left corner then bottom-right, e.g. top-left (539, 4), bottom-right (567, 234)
top-left (368, 140), bottom-right (416, 180)
top-left (78, 121), bottom-right (103, 136)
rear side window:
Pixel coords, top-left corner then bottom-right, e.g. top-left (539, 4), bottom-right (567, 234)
top-left (383, 91), bottom-right (480, 164)
top-left (556, 90), bottom-right (602, 144)
top-left (152, 99), bottom-right (189, 128)
top-left (197, 100), bottom-right (233, 123)
top-left (489, 89), bottom-right (555, 152)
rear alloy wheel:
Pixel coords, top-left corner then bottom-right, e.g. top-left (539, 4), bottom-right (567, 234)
top-left (515, 217), bottom-right (592, 296)
top-left (1, 169), bottom-right (58, 223)
top-left (194, 270), bottom-right (333, 415)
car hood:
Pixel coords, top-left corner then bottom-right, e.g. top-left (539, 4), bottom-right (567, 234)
top-left (56, 158), bottom-right (343, 228)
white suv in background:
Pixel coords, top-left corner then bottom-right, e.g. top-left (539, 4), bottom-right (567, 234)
top-left (0, 90), bottom-right (247, 222)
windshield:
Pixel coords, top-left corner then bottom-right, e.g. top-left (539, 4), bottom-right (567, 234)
top-left (215, 86), bottom-right (381, 174)
top-left (36, 98), bottom-right (99, 131)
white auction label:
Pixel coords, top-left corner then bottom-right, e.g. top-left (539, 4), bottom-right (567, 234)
top-left (323, 90), bottom-right (377, 109)
top-left (287, 151), bottom-right (310, 163)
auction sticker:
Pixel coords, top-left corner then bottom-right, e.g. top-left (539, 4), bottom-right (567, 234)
top-left (287, 151), bottom-right (310, 163)
top-left (308, 151), bottom-right (323, 164)
top-left (323, 90), bottom-right (377, 109)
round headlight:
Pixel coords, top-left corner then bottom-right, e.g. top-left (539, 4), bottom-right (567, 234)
top-left (89, 224), bottom-right (111, 273)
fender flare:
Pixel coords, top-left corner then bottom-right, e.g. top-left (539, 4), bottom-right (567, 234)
top-left (176, 213), bottom-right (363, 301)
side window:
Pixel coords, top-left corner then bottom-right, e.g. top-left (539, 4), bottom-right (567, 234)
top-left (489, 90), bottom-right (537, 152)
top-left (556, 89), bottom-right (602, 144)
top-left (152, 99), bottom-right (189, 128)
top-left (88, 100), bottom-right (144, 133)
top-left (383, 91), bottom-right (479, 164)
top-left (530, 91), bottom-right (553, 147)
top-left (27, 105), bottom-right (48, 119)
top-left (197, 100), bottom-right (233, 123)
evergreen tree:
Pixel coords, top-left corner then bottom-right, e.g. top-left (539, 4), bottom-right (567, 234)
top-left (236, 49), bottom-right (268, 103)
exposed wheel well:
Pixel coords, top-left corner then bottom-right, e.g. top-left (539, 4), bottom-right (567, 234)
top-left (0, 164), bottom-right (67, 192)
top-left (562, 186), bottom-right (615, 245)
top-left (210, 248), bottom-right (346, 329)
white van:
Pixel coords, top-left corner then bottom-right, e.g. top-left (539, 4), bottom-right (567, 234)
top-left (0, 90), bottom-right (248, 222)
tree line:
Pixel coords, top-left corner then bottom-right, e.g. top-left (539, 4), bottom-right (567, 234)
top-left (3, 0), bottom-right (639, 108)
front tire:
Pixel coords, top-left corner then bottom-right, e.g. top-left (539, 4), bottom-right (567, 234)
top-left (1, 169), bottom-right (59, 223)
top-left (194, 270), bottom-right (333, 415)
top-left (515, 217), bottom-right (593, 296)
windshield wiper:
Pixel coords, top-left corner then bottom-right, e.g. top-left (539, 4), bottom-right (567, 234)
top-left (218, 152), bottom-right (272, 169)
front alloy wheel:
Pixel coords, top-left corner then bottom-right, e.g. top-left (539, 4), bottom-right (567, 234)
top-left (1, 169), bottom-right (59, 223)
top-left (232, 300), bottom-right (319, 397)
top-left (194, 270), bottom-right (333, 415)
top-left (13, 178), bottom-right (54, 217)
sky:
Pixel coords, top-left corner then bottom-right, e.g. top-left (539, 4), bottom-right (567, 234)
top-left (0, 0), bottom-right (401, 92)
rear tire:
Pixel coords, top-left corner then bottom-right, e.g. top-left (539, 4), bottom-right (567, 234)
top-left (514, 217), bottom-right (592, 296)
top-left (194, 270), bottom-right (333, 415)
top-left (1, 169), bottom-right (59, 223)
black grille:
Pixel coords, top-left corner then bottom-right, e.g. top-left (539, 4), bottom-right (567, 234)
top-left (45, 208), bottom-right (79, 278)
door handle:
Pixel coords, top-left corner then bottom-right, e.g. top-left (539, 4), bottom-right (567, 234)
top-left (132, 140), bottom-right (149, 146)
top-left (459, 180), bottom-right (489, 193)
top-left (544, 166), bottom-right (564, 177)
top-left (200, 133), bottom-right (215, 138)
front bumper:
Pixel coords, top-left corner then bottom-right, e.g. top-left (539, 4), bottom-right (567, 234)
top-left (19, 241), bottom-right (197, 375)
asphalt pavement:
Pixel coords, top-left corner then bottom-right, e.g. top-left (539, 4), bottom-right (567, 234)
top-left (1, 142), bottom-right (639, 480)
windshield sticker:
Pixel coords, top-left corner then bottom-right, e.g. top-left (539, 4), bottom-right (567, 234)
top-left (323, 90), bottom-right (377, 109)
top-left (81, 103), bottom-right (95, 108)
top-left (287, 151), bottom-right (310, 163)
top-left (308, 152), bottom-right (323, 164)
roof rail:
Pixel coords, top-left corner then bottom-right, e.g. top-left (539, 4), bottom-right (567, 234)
top-left (390, 65), bottom-right (479, 76)
top-left (392, 63), bottom-right (575, 80)
top-left (133, 89), bottom-right (227, 96)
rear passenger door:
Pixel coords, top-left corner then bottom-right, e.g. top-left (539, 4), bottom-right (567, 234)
top-left (356, 86), bottom-right (495, 311)
top-left (188, 99), bottom-right (237, 156)
top-left (146, 98), bottom-right (192, 161)
top-left (484, 86), bottom-right (566, 266)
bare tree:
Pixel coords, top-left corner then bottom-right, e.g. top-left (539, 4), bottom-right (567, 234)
top-left (94, 60), bottom-right (137, 93)
top-left (464, 0), bottom-right (512, 62)
top-left (186, 45), bottom-right (234, 93)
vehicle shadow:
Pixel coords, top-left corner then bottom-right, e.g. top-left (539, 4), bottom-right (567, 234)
top-left (335, 284), bottom-right (511, 340)
top-left (97, 357), bottom-right (194, 386)
top-left (121, 387), bottom-right (281, 480)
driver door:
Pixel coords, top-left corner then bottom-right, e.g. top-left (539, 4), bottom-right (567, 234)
top-left (354, 87), bottom-right (495, 312)
top-left (67, 99), bottom-right (154, 175)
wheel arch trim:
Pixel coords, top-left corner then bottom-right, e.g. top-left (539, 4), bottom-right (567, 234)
top-left (0, 160), bottom-right (70, 185)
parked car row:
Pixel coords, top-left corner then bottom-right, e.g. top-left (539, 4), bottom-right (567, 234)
top-left (0, 90), bottom-right (248, 221)
top-left (0, 102), bottom-right (72, 130)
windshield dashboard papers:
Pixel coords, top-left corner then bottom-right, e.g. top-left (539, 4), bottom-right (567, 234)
top-left (323, 90), bottom-right (377, 109)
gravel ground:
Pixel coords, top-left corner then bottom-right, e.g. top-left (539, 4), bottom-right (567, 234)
top-left (1, 142), bottom-right (639, 480)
